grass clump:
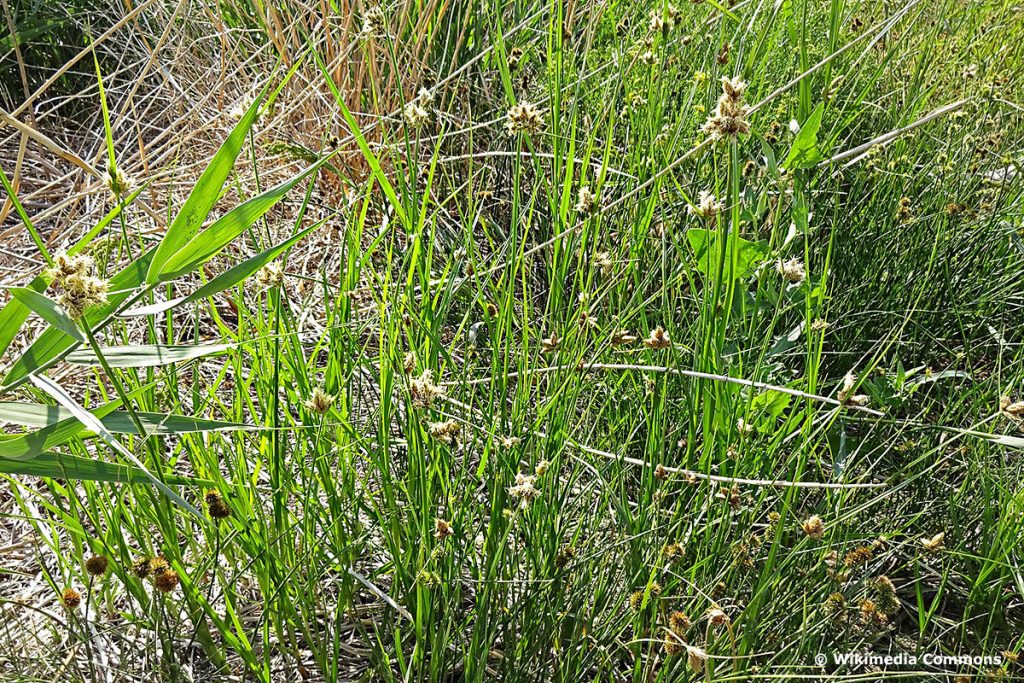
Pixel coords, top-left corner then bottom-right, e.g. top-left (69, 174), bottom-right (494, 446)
top-left (0, 0), bottom-right (1023, 681)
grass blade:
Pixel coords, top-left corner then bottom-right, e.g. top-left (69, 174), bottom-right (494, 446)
top-left (29, 373), bottom-right (202, 515)
top-left (155, 158), bottom-right (330, 282)
top-left (65, 343), bottom-right (234, 368)
top-left (122, 218), bottom-right (327, 317)
top-left (145, 86), bottom-right (268, 283)
top-left (9, 287), bottom-right (84, 342)
top-left (0, 451), bottom-right (209, 485)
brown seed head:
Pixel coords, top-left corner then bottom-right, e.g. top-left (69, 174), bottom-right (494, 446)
top-left (85, 555), bottom-right (109, 576)
top-left (434, 518), bottom-right (454, 540)
top-left (205, 490), bottom-right (232, 519)
top-left (61, 587), bottom-right (82, 610)
top-left (154, 569), bottom-right (180, 593)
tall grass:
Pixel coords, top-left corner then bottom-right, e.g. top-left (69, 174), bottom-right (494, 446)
top-left (1, 0), bottom-right (1023, 681)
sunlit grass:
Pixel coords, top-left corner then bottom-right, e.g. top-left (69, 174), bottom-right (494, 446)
top-left (0, 0), bottom-right (1022, 681)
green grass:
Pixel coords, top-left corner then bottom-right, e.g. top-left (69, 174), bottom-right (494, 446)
top-left (1, 0), bottom-right (1023, 681)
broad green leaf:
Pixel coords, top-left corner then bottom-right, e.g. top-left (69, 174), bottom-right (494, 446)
top-left (783, 103), bottom-right (825, 170)
top-left (146, 86), bottom-right (268, 283)
top-left (156, 159), bottom-right (330, 281)
top-left (0, 402), bottom-right (249, 435)
top-left (0, 451), bottom-right (208, 485)
top-left (749, 389), bottom-right (793, 429)
top-left (123, 219), bottom-right (326, 317)
top-left (0, 400), bottom-right (124, 460)
top-left (2, 250), bottom-right (154, 389)
top-left (687, 228), bottom-right (768, 280)
top-left (28, 374), bottom-right (202, 514)
top-left (65, 343), bottom-right (234, 368)
top-left (9, 287), bottom-right (83, 342)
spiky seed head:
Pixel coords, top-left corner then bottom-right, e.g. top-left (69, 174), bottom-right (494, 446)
top-left (154, 569), bottom-right (179, 593)
top-left (843, 545), bottom-right (874, 568)
top-left (61, 587), bottom-right (82, 610)
top-left (304, 387), bottom-right (335, 415)
top-left (662, 542), bottom-right (685, 562)
top-left (541, 332), bottom-right (560, 354)
top-left (920, 532), bottom-right (945, 552)
top-left (611, 328), bottom-right (637, 345)
top-left (57, 274), bottom-right (109, 320)
top-left (663, 630), bottom-right (686, 655)
top-left (505, 102), bottom-right (545, 136)
top-left (644, 326), bottom-right (671, 349)
top-left (1001, 398), bottom-right (1024, 416)
top-left (410, 369), bottom-right (444, 409)
top-left (702, 76), bottom-right (750, 140)
top-left (47, 253), bottom-right (94, 283)
top-left (132, 557), bottom-right (152, 578)
top-left (255, 262), bottom-right (284, 288)
top-left (688, 190), bottom-right (723, 218)
top-left (574, 185), bottom-right (598, 213)
top-left (205, 490), bottom-right (231, 519)
top-left (802, 515), bottom-right (825, 539)
top-left (360, 6), bottom-right (388, 39)
top-left (403, 102), bottom-right (430, 129)
top-left (428, 419), bottom-right (460, 445)
top-left (85, 555), bottom-right (109, 576)
top-left (669, 611), bottom-right (691, 633)
top-left (103, 165), bottom-right (130, 197)
top-left (868, 575), bottom-right (899, 615)
top-left (434, 517), bottom-right (454, 540)
top-left (148, 556), bottom-right (170, 576)
top-left (776, 257), bottom-right (806, 283)
top-left (508, 472), bottom-right (540, 509)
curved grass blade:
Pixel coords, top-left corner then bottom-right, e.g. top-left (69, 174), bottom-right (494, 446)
top-left (29, 373), bottom-right (202, 515)
top-left (65, 343), bottom-right (234, 368)
top-left (0, 402), bottom-right (249, 435)
top-left (0, 398), bottom-right (127, 460)
top-left (155, 158), bottom-right (331, 282)
top-left (0, 164), bottom-right (53, 267)
top-left (314, 51), bottom-right (409, 229)
top-left (9, 287), bottom-right (83, 342)
top-left (0, 451), bottom-right (210, 485)
top-left (122, 218), bottom-right (327, 317)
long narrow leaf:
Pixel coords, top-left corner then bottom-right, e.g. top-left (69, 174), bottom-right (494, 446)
top-left (0, 451), bottom-right (209, 485)
top-left (65, 343), bottom-right (234, 368)
top-left (0, 402), bottom-right (249, 434)
top-left (0, 399), bottom-right (126, 460)
top-left (145, 86), bottom-right (268, 283)
top-left (156, 158), bottom-right (330, 281)
top-left (122, 219), bottom-right (327, 317)
top-left (29, 374), bottom-right (202, 515)
top-left (9, 287), bottom-right (83, 342)
top-left (315, 52), bottom-right (408, 229)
